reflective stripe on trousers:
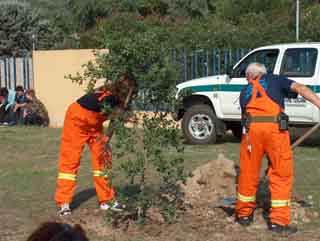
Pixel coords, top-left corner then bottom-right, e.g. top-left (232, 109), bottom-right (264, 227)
top-left (58, 172), bottom-right (77, 181)
top-left (93, 170), bottom-right (109, 178)
top-left (237, 192), bottom-right (256, 202)
top-left (271, 199), bottom-right (291, 208)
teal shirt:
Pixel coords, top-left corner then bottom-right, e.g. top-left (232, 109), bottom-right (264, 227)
top-left (5, 89), bottom-right (16, 111)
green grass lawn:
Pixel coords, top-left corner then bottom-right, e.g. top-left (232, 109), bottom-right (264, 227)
top-left (0, 127), bottom-right (320, 240)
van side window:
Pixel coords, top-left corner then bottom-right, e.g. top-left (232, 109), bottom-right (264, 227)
top-left (232, 49), bottom-right (279, 78)
top-left (280, 48), bottom-right (318, 77)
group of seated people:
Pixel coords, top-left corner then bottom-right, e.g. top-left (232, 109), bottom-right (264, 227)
top-left (0, 85), bottom-right (49, 127)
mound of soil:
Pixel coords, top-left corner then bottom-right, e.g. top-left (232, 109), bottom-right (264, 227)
top-left (180, 153), bottom-right (237, 207)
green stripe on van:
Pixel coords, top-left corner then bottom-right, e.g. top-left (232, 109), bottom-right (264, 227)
top-left (187, 84), bottom-right (246, 93)
top-left (184, 84), bottom-right (320, 93)
top-left (310, 85), bottom-right (320, 93)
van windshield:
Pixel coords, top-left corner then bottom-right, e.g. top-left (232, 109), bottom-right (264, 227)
top-left (232, 49), bottom-right (279, 78)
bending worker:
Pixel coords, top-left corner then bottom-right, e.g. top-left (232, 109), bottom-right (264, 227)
top-left (55, 75), bottom-right (136, 216)
top-left (235, 63), bottom-right (320, 234)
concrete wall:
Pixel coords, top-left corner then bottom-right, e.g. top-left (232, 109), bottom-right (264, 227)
top-left (33, 49), bottom-right (100, 127)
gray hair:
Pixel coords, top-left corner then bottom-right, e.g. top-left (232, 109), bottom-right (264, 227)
top-left (245, 63), bottom-right (267, 79)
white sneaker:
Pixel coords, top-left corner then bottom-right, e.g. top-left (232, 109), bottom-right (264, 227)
top-left (58, 203), bottom-right (71, 216)
top-left (100, 200), bottom-right (125, 212)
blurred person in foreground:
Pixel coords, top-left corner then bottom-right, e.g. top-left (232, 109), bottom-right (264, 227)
top-left (26, 222), bottom-right (89, 241)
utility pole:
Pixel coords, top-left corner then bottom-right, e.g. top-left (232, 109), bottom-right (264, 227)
top-left (296, 0), bottom-right (300, 41)
top-left (32, 34), bottom-right (36, 51)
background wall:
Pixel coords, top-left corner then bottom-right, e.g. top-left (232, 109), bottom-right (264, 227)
top-left (33, 49), bottom-right (100, 127)
top-left (32, 49), bottom-right (176, 128)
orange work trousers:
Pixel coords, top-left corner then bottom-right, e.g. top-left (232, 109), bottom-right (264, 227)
top-left (55, 102), bottom-right (114, 205)
top-left (236, 122), bottom-right (294, 225)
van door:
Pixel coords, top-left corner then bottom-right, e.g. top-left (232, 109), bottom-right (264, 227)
top-left (220, 49), bottom-right (280, 119)
top-left (279, 47), bottom-right (318, 123)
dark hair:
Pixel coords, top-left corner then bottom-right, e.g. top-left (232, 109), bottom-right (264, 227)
top-left (15, 85), bottom-right (24, 92)
top-left (112, 74), bottom-right (137, 106)
top-left (26, 222), bottom-right (89, 241)
top-left (26, 89), bottom-right (36, 98)
top-left (0, 87), bottom-right (8, 97)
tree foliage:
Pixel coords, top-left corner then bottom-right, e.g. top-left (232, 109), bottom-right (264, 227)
top-left (111, 114), bottom-right (187, 223)
top-left (71, 13), bottom-right (180, 111)
top-left (214, 0), bottom-right (292, 22)
top-left (301, 4), bottom-right (320, 41)
top-left (0, 1), bottom-right (62, 55)
top-left (66, 0), bottom-right (113, 31)
top-left (6, 0), bottom-right (320, 51)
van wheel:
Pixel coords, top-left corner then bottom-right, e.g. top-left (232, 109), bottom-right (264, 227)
top-left (182, 104), bottom-right (217, 144)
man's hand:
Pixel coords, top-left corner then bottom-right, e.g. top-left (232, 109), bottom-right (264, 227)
top-left (13, 104), bottom-right (19, 112)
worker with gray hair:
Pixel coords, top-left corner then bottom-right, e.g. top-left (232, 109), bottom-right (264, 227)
top-left (235, 62), bottom-right (320, 234)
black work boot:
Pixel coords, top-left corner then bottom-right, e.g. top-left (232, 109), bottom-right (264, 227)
top-left (268, 223), bottom-right (298, 235)
top-left (235, 214), bottom-right (254, 226)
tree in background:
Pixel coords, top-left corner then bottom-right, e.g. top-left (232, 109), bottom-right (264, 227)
top-left (3, 0), bottom-right (320, 54)
top-left (164, 0), bottom-right (215, 18)
top-left (65, 0), bottom-right (115, 32)
top-left (214, 0), bottom-right (292, 22)
top-left (301, 4), bottom-right (320, 41)
top-left (0, 1), bottom-right (62, 56)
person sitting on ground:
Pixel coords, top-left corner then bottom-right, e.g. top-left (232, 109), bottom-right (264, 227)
top-left (0, 87), bottom-right (9, 123)
top-left (11, 85), bottom-right (28, 125)
top-left (26, 221), bottom-right (89, 241)
top-left (0, 87), bottom-right (17, 125)
top-left (0, 88), bottom-right (5, 105)
top-left (24, 89), bottom-right (50, 127)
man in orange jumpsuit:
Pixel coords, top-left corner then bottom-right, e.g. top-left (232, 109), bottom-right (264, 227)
top-left (55, 76), bottom-right (136, 216)
top-left (235, 63), bottom-right (320, 234)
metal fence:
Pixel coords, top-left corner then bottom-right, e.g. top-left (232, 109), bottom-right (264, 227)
top-left (173, 48), bottom-right (251, 82)
top-left (0, 48), bottom-right (251, 90)
top-left (0, 56), bottom-right (33, 90)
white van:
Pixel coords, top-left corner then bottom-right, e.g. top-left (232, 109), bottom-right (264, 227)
top-left (175, 43), bottom-right (320, 144)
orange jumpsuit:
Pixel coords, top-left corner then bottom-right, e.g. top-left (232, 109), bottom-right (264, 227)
top-left (55, 98), bottom-right (115, 205)
top-left (235, 79), bottom-right (294, 226)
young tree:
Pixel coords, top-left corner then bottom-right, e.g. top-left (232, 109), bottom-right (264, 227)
top-left (70, 13), bottom-right (188, 223)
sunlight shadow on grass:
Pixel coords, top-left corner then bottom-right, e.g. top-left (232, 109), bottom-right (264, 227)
top-left (71, 188), bottom-right (96, 210)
